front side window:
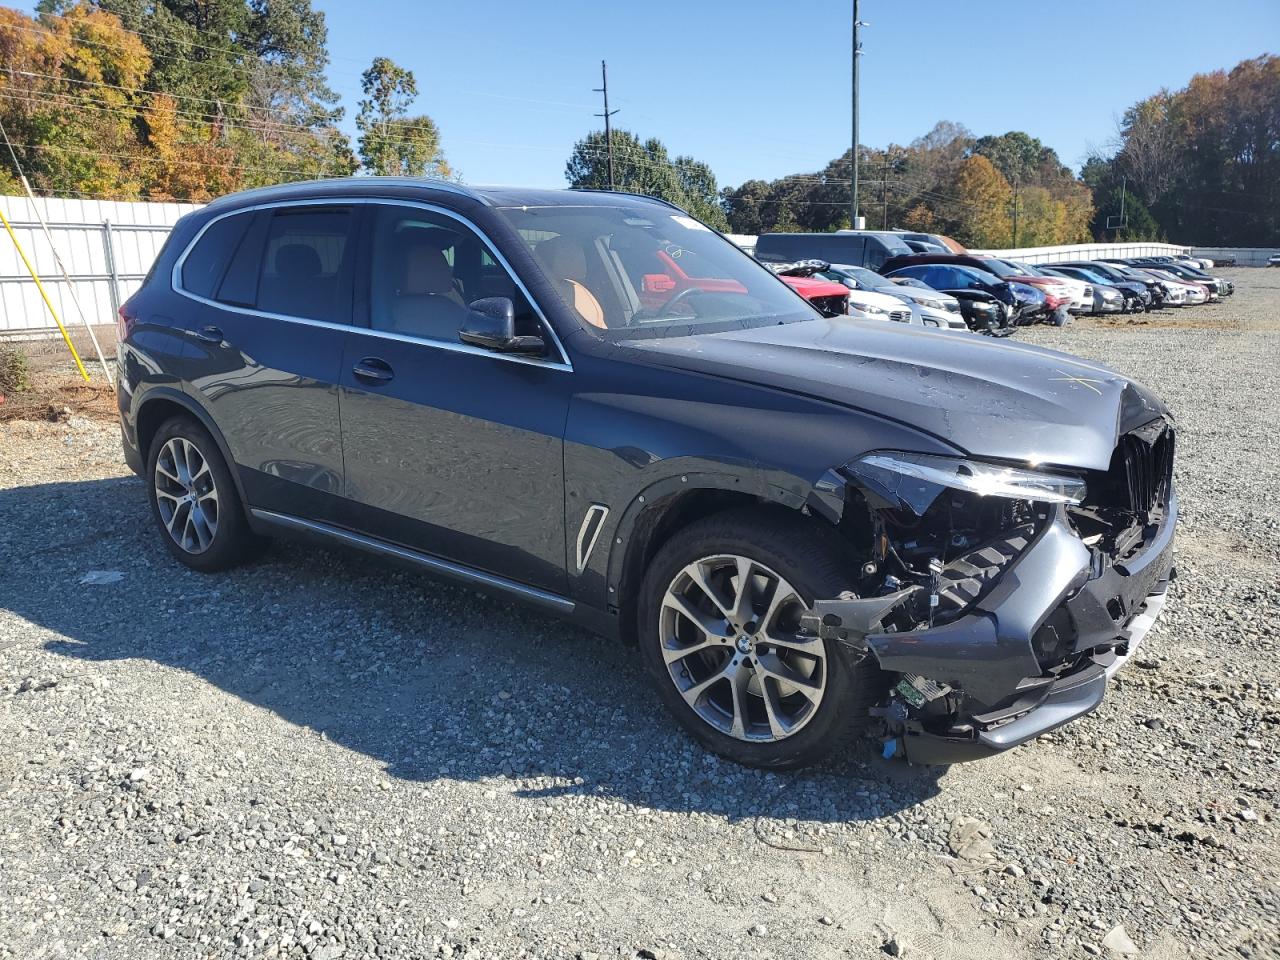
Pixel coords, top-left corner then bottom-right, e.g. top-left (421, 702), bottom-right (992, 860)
top-left (367, 205), bottom-right (541, 344)
top-left (976, 259), bottom-right (1019, 279)
top-left (865, 240), bottom-right (891, 270)
top-left (256, 207), bottom-right (355, 324)
top-left (497, 205), bottom-right (817, 340)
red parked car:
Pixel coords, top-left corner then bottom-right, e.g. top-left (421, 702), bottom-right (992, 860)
top-left (638, 243), bottom-right (850, 318)
top-left (777, 274), bottom-right (851, 318)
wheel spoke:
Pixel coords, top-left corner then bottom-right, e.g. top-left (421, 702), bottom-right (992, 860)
top-left (155, 460), bottom-right (181, 484)
top-left (183, 441), bottom-right (202, 486)
top-left (679, 658), bottom-right (733, 709)
top-left (759, 675), bottom-right (789, 740)
top-left (758, 576), bottom-right (799, 634)
top-left (188, 506), bottom-right (211, 552)
top-left (171, 441), bottom-right (192, 486)
top-left (166, 498), bottom-right (190, 535)
top-left (663, 591), bottom-right (728, 641)
top-left (760, 631), bottom-right (824, 654)
top-left (686, 562), bottom-right (732, 620)
top-left (728, 556), bottom-right (756, 625)
top-left (726, 664), bottom-right (752, 739)
top-left (154, 488), bottom-right (182, 505)
top-left (756, 653), bottom-right (823, 705)
top-left (661, 634), bottom-right (717, 665)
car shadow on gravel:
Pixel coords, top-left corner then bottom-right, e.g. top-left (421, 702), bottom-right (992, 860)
top-left (2, 476), bottom-right (944, 826)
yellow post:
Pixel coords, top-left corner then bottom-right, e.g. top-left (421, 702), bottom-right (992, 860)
top-left (0, 206), bottom-right (89, 382)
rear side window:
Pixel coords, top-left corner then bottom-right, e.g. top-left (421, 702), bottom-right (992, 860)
top-left (214, 212), bottom-right (270, 307)
top-left (864, 239), bottom-right (892, 270)
top-left (256, 207), bottom-right (355, 324)
top-left (180, 212), bottom-right (254, 298)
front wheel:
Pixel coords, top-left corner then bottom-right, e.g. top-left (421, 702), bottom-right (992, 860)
top-left (637, 509), bottom-right (883, 769)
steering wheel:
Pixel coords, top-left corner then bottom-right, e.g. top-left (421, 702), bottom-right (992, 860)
top-left (662, 285), bottom-right (702, 312)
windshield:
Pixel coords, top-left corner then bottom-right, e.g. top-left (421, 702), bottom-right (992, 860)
top-left (1075, 269), bottom-right (1112, 284)
top-left (496, 204), bottom-right (817, 339)
top-left (840, 265), bottom-right (891, 289)
top-left (977, 259), bottom-right (1020, 279)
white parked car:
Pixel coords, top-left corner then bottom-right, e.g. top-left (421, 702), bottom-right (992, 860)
top-left (1145, 268), bottom-right (1208, 304)
top-left (845, 286), bottom-right (925, 325)
top-left (817, 263), bottom-right (968, 330)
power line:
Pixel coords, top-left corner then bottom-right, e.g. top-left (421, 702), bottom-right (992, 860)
top-left (6, 141), bottom-right (321, 179)
top-left (7, 16), bottom-right (597, 113)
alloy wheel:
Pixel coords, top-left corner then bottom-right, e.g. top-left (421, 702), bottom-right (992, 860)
top-left (659, 554), bottom-right (826, 742)
top-left (153, 436), bottom-right (220, 554)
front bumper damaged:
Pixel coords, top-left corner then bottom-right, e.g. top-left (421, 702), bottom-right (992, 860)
top-left (805, 494), bottom-right (1177, 764)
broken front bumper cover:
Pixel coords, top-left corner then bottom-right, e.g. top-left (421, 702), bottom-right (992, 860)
top-left (805, 494), bottom-right (1177, 764)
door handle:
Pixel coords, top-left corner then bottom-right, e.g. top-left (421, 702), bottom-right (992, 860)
top-left (352, 357), bottom-right (394, 383)
top-left (195, 325), bottom-right (224, 344)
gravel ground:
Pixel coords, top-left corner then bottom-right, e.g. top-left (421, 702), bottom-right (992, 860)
top-left (1, 269), bottom-right (1277, 960)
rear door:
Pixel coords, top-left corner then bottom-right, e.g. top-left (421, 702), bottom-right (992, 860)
top-left (336, 202), bottom-right (572, 593)
top-left (172, 203), bottom-right (357, 521)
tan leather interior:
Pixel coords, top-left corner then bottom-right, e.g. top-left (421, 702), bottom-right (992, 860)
top-left (537, 236), bottom-right (607, 328)
top-left (387, 240), bottom-right (465, 339)
top-left (401, 244), bottom-right (461, 300)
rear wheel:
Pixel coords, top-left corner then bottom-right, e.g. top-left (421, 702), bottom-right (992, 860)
top-left (146, 416), bottom-right (259, 572)
top-left (638, 509), bottom-right (882, 769)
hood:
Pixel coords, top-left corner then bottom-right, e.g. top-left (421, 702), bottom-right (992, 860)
top-left (621, 319), bottom-right (1167, 471)
top-left (780, 275), bottom-right (849, 299)
top-left (847, 288), bottom-right (912, 311)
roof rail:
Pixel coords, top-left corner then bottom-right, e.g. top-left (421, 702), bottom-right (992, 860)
top-left (202, 176), bottom-right (488, 210)
top-left (567, 187), bottom-right (685, 212)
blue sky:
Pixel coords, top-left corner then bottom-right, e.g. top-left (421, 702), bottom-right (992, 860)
top-left (309, 0), bottom-right (1277, 188)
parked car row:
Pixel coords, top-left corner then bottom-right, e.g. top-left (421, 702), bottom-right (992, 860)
top-left (751, 228), bottom-right (1236, 336)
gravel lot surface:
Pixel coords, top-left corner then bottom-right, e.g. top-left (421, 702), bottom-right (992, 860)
top-left (1, 269), bottom-right (1277, 960)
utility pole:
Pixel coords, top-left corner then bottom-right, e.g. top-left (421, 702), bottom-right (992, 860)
top-left (1011, 177), bottom-right (1020, 248)
top-left (850, 0), bottom-right (863, 229)
top-left (882, 158), bottom-right (890, 230)
top-left (594, 60), bottom-right (620, 191)
top-left (1118, 176), bottom-right (1127, 241)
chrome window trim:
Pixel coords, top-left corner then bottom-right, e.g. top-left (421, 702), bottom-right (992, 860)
top-left (170, 196), bottom-right (573, 372)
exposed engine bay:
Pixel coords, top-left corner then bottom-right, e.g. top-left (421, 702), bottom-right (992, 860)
top-left (802, 419), bottom-right (1178, 763)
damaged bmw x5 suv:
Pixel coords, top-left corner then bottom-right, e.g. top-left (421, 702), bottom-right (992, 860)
top-left (117, 179), bottom-right (1176, 768)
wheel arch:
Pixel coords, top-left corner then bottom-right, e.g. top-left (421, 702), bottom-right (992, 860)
top-left (605, 472), bottom-right (812, 646)
top-left (134, 388), bottom-right (250, 507)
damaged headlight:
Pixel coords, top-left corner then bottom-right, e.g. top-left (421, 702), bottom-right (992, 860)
top-left (850, 452), bottom-right (1086, 515)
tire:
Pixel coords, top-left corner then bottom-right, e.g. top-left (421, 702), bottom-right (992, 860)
top-left (145, 415), bottom-right (259, 573)
top-left (637, 507), bottom-right (884, 769)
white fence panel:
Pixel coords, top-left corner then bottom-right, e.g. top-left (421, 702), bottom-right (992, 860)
top-left (968, 241), bottom-right (1191, 263)
top-left (0, 194), bottom-right (202, 337)
top-left (1191, 247), bottom-right (1280, 268)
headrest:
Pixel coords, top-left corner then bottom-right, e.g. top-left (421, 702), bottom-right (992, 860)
top-left (275, 243), bottom-right (321, 279)
top-left (401, 244), bottom-right (455, 296)
top-left (537, 236), bottom-right (587, 281)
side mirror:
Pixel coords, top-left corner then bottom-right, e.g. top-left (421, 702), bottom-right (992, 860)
top-left (458, 298), bottom-right (545, 354)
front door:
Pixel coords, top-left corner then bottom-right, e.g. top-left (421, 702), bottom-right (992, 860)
top-left (337, 202), bottom-right (572, 593)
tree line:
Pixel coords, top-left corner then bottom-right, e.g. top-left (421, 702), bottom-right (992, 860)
top-left (0, 1), bottom-right (448, 201)
top-left (567, 55), bottom-right (1278, 247)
